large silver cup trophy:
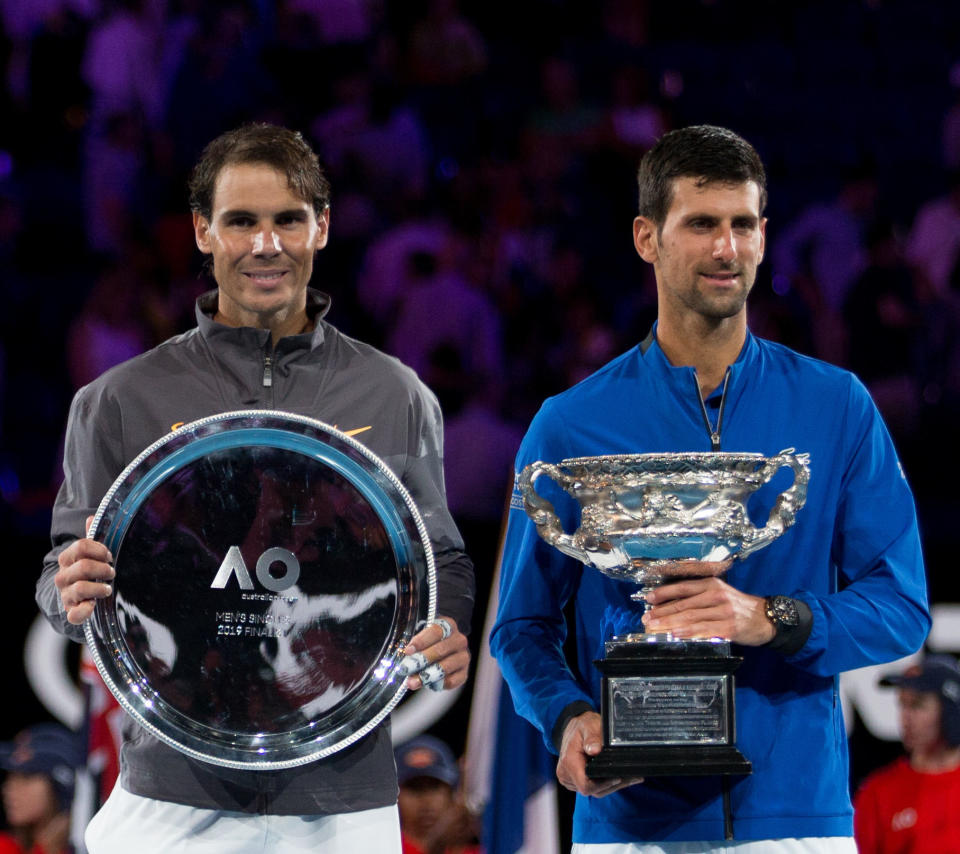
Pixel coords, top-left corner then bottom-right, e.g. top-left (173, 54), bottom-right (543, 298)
top-left (519, 449), bottom-right (810, 777)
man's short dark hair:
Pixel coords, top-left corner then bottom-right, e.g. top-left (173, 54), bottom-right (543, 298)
top-left (637, 125), bottom-right (767, 228)
top-left (188, 123), bottom-right (331, 221)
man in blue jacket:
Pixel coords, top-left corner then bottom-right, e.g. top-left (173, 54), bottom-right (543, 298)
top-left (491, 125), bottom-right (930, 852)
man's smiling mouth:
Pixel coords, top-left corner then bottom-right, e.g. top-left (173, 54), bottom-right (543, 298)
top-left (700, 270), bottom-right (740, 282)
top-left (243, 270), bottom-right (288, 283)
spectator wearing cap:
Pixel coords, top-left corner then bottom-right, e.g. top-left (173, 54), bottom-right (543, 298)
top-left (0, 724), bottom-right (84, 854)
top-left (395, 736), bottom-right (481, 854)
top-left (853, 654), bottom-right (960, 853)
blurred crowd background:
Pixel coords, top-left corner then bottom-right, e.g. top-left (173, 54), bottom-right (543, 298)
top-left (1, 0), bottom-right (960, 825)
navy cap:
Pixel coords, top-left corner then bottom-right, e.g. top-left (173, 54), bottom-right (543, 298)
top-left (394, 735), bottom-right (459, 788)
top-left (880, 654), bottom-right (960, 745)
top-left (0, 724), bottom-right (85, 808)
top-left (880, 654), bottom-right (960, 697)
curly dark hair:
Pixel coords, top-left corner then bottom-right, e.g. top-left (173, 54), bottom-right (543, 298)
top-left (637, 125), bottom-right (767, 229)
top-left (188, 123), bottom-right (331, 220)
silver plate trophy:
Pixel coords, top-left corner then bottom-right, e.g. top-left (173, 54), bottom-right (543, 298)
top-left (520, 449), bottom-right (809, 777)
top-left (84, 411), bottom-right (435, 770)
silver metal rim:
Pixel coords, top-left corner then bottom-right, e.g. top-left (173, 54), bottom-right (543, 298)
top-left (83, 409), bottom-right (436, 770)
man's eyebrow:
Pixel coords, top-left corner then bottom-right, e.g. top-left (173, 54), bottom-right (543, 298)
top-left (681, 212), bottom-right (758, 224)
top-left (218, 207), bottom-right (309, 219)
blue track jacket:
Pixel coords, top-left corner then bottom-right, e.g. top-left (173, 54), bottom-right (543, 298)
top-left (491, 330), bottom-right (929, 843)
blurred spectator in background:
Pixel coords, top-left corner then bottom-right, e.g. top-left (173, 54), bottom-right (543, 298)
top-left (526, 56), bottom-right (603, 154)
top-left (522, 54), bottom-right (603, 206)
top-left (407, 0), bottom-right (487, 89)
top-left (82, 0), bottom-right (163, 132)
top-left (386, 237), bottom-right (503, 385)
top-left (1, 0), bottom-right (94, 105)
top-left (772, 164), bottom-right (878, 364)
top-left (427, 342), bottom-right (522, 528)
top-left (0, 723), bottom-right (84, 854)
top-left (395, 735), bottom-right (482, 854)
top-left (312, 73), bottom-right (430, 214)
top-left (407, 0), bottom-right (487, 163)
top-left (905, 169), bottom-right (960, 299)
top-left (854, 655), bottom-right (960, 854)
top-left (599, 0), bottom-right (651, 52)
top-left (356, 209), bottom-right (451, 333)
top-left (66, 261), bottom-right (151, 390)
top-left (164, 3), bottom-right (271, 179)
top-left (843, 218), bottom-right (923, 440)
top-left (603, 64), bottom-right (667, 155)
top-left (538, 242), bottom-right (621, 388)
top-left (3, 4), bottom-right (91, 165)
top-left (82, 111), bottom-right (147, 256)
top-left (155, 0), bottom-right (202, 122)
top-left (284, 0), bottom-right (376, 46)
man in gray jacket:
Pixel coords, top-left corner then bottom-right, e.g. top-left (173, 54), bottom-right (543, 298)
top-left (37, 123), bottom-right (474, 853)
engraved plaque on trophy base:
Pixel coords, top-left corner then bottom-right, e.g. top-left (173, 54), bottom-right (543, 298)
top-left (586, 638), bottom-right (752, 778)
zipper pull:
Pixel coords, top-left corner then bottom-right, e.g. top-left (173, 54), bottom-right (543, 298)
top-left (263, 353), bottom-right (273, 387)
top-left (711, 432), bottom-right (721, 452)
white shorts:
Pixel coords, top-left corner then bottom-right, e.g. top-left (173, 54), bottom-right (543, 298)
top-left (85, 783), bottom-right (402, 854)
top-left (572, 838), bottom-right (856, 854)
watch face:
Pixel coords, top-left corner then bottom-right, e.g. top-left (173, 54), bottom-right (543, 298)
top-left (84, 411), bottom-right (435, 770)
top-left (768, 596), bottom-right (799, 627)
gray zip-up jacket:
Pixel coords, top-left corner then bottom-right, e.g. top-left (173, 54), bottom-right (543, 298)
top-left (37, 289), bottom-right (475, 815)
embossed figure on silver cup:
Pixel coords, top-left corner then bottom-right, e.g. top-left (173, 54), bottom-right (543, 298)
top-left (519, 449), bottom-right (810, 591)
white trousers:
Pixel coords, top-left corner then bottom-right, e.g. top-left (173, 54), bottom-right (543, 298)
top-left (572, 838), bottom-right (857, 854)
top-left (85, 783), bottom-right (402, 854)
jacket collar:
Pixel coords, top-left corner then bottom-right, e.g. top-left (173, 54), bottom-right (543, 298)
top-left (638, 321), bottom-right (760, 431)
top-left (640, 321), bottom-right (759, 382)
top-left (195, 288), bottom-right (333, 352)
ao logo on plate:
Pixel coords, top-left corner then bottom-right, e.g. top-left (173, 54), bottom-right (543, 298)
top-left (210, 546), bottom-right (300, 592)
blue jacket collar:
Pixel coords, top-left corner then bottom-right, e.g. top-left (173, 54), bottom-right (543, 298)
top-left (638, 321), bottom-right (761, 445)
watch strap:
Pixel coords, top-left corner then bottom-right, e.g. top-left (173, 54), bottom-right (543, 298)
top-left (764, 596), bottom-right (813, 655)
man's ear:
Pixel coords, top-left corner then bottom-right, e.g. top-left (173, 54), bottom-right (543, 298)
top-left (193, 212), bottom-right (212, 254)
top-left (633, 216), bottom-right (659, 263)
top-left (315, 208), bottom-right (331, 252)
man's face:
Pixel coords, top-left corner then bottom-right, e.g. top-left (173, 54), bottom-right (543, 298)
top-left (397, 777), bottom-right (454, 838)
top-left (2, 772), bottom-right (58, 826)
top-left (193, 162), bottom-right (329, 327)
top-left (634, 177), bottom-right (766, 323)
top-left (898, 688), bottom-right (945, 755)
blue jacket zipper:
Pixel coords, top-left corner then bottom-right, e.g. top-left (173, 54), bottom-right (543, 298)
top-left (694, 368), bottom-right (731, 451)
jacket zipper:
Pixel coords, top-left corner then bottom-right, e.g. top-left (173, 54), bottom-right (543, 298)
top-left (263, 351), bottom-right (273, 387)
top-left (694, 368), bottom-right (730, 451)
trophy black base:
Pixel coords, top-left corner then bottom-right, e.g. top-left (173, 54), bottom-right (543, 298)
top-left (586, 744), bottom-right (752, 778)
top-left (585, 636), bottom-right (753, 780)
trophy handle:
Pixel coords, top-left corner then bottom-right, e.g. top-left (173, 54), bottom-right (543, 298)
top-left (739, 449), bottom-right (811, 558)
top-left (518, 462), bottom-right (589, 563)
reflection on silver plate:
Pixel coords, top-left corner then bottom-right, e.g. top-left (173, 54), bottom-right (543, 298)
top-left (84, 410), bottom-right (435, 770)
